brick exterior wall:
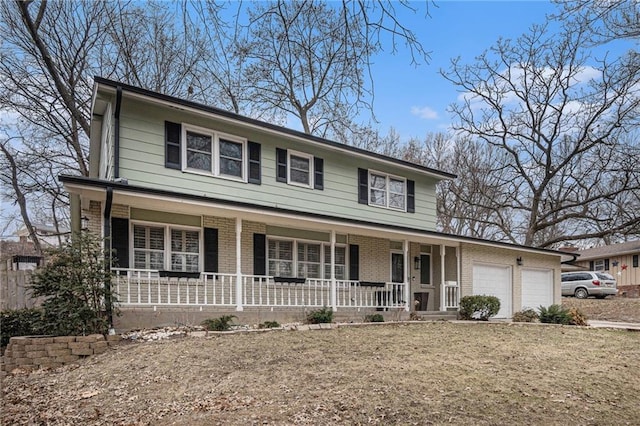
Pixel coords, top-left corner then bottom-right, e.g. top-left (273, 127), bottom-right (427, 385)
top-left (2, 334), bottom-right (121, 373)
top-left (203, 216), bottom-right (237, 274)
top-left (111, 204), bottom-right (129, 219)
top-left (84, 200), bottom-right (102, 236)
top-left (348, 235), bottom-right (390, 282)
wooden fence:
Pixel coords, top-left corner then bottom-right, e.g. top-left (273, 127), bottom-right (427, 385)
top-left (0, 268), bottom-right (40, 310)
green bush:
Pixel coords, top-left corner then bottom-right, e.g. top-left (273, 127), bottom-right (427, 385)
top-left (538, 304), bottom-right (572, 325)
top-left (258, 320), bottom-right (281, 329)
top-left (29, 231), bottom-right (118, 336)
top-left (0, 308), bottom-right (46, 347)
top-left (512, 308), bottom-right (539, 323)
top-left (458, 295), bottom-right (501, 321)
top-left (306, 307), bottom-right (333, 324)
top-left (201, 315), bottom-right (236, 331)
top-left (364, 313), bottom-right (384, 322)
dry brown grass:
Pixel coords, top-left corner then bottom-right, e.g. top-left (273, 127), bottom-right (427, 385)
top-left (3, 322), bottom-right (639, 425)
top-left (562, 296), bottom-right (640, 322)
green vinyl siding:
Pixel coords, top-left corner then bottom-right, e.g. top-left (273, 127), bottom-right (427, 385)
top-left (113, 97), bottom-right (440, 230)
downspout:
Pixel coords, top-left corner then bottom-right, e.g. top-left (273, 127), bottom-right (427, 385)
top-left (103, 186), bottom-right (114, 328)
top-left (114, 86), bottom-right (122, 179)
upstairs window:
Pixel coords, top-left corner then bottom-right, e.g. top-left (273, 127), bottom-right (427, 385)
top-left (276, 148), bottom-right (324, 190)
top-left (369, 171), bottom-right (406, 211)
top-left (181, 124), bottom-right (247, 181)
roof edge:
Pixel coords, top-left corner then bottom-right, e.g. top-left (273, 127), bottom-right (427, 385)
top-left (60, 174), bottom-right (569, 259)
top-left (92, 76), bottom-right (457, 181)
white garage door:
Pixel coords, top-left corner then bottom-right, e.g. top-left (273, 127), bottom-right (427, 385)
top-left (521, 269), bottom-right (553, 310)
top-left (472, 264), bottom-right (512, 318)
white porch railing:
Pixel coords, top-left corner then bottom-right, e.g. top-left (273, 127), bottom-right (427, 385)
top-left (444, 281), bottom-right (459, 309)
top-left (112, 269), bottom-right (407, 310)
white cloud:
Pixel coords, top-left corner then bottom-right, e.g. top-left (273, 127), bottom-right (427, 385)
top-left (411, 106), bottom-right (439, 120)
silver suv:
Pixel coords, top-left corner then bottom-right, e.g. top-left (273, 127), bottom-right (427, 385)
top-left (561, 271), bottom-right (617, 299)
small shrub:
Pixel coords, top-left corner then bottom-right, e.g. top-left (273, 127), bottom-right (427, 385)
top-left (1, 308), bottom-right (46, 347)
top-left (306, 307), bottom-right (333, 324)
top-left (538, 304), bottom-right (572, 325)
top-left (568, 307), bottom-right (588, 326)
top-left (201, 315), bottom-right (236, 331)
top-left (364, 313), bottom-right (384, 322)
top-left (512, 308), bottom-right (539, 323)
top-left (258, 320), bottom-right (281, 329)
top-left (459, 295), bottom-right (501, 321)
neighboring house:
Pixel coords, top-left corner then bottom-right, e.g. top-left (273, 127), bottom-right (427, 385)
top-left (59, 78), bottom-right (570, 329)
top-left (570, 241), bottom-right (640, 292)
top-left (16, 224), bottom-right (69, 248)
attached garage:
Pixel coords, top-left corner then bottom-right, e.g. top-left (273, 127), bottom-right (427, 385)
top-left (521, 268), bottom-right (554, 310)
top-left (472, 263), bottom-right (512, 318)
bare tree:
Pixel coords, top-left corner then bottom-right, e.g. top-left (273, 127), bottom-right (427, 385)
top-left (442, 22), bottom-right (640, 248)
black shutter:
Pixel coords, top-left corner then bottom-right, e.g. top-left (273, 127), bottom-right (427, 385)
top-left (349, 244), bottom-right (359, 281)
top-left (165, 121), bottom-right (181, 169)
top-left (204, 228), bottom-right (218, 273)
top-left (604, 259), bottom-right (610, 270)
top-left (248, 141), bottom-right (261, 184)
top-left (253, 233), bottom-right (266, 275)
top-left (633, 255), bottom-right (638, 268)
top-left (111, 218), bottom-right (129, 268)
top-left (276, 148), bottom-right (287, 182)
top-left (407, 179), bottom-right (415, 213)
top-left (358, 168), bottom-right (368, 204)
top-left (314, 157), bottom-right (324, 190)
top-left (589, 261), bottom-right (594, 270)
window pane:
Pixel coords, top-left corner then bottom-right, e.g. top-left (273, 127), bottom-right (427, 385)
top-left (290, 169), bottom-right (309, 184)
top-left (290, 155), bottom-right (310, 171)
top-left (389, 178), bottom-right (404, 194)
top-left (219, 139), bottom-right (242, 159)
top-left (133, 226), bottom-right (146, 249)
top-left (134, 251), bottom-right (146, 269)
top-left (279, 261), bottom-right (293, 277)
top-left (150, 252), bottom-right (164, 270)
top-left (186, 132), bottom-right (212, 152)
top-left (389, 193), bottom-right (405, 209)
top-left (149, 227), bottom-right (164, 250)
top-left (187, 151), bottom-right (212, 171)
top-left (186, 255), bottom-right (199, 272)
top-left (279, 241), bottom-right (293, 260)
top-left (220, 158), bottom-right (242, 177)
top-left (335, 246), bottom-right (346, 264)
top-left (171, 253), bottom-right (183, 271)
top-left (370, 174), bottom-right (386, 189)
top-left (370, 189), bottom-right (386, 206)
top-left (185, 231), bottom-right (199, 253)
top-left (171, 230), bottom-right (182, 252)
top-left (307, 244), bottom-right (320, 262)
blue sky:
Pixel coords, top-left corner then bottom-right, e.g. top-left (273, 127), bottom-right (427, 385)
top-left (369, 0), bottom-right (559, 139)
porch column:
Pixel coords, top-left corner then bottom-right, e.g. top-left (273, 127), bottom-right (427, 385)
top-left (330, 230), bottom-right (337, 311)
top-left (235, 218), bottom-right (243, 311)
top-left (440, 244), bottom-right (446, 311)
top-left (456, 246), bottom-right (461, 306)
top-left (404, 239), bottom-right (410, 312)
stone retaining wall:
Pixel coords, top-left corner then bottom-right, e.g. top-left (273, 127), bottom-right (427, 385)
top-left (1, 334), bottom-right (121, 373)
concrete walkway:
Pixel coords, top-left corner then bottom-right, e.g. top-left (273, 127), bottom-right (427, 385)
top-left (588, 320), bottom-right (640, 331)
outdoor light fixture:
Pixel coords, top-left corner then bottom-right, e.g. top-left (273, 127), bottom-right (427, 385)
top-left (414, 256), bottom-right (421, 270)
top-left (516, 257), bottom-right (523, 266)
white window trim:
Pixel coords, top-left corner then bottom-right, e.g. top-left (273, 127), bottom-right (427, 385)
top-left (594, 259), bottom-right (605, 271)
top-left (368, 169), bottom-right (407, 212)
top-left (267, 237), bottom-right (347, 279)
top-left (130, 221), bottom-right (203, 272)
top-left (181, 123), bottom-right (248, 183)
top-left (287, 149), bottom-right (314, 189)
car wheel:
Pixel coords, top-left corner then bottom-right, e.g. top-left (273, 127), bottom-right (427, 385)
top-left (575, 288), bottom-right (589, 299)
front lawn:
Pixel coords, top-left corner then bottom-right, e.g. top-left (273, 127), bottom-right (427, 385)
top-left (3, 322), bottom-right (639, 425)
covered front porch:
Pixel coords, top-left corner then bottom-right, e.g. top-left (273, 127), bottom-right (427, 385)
top-left (72, 183), bottom-right (461, 322)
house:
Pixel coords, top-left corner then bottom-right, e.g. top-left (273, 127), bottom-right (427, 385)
top-left (569, 241), bottom-right (640, 297)
top-left (16, 224), bottom-right (69, 248)
top-left (59, 77), bottom-right (570, 330)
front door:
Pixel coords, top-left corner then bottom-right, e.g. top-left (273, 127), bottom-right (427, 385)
top-left (391, 252), bottom-right (404, 283)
